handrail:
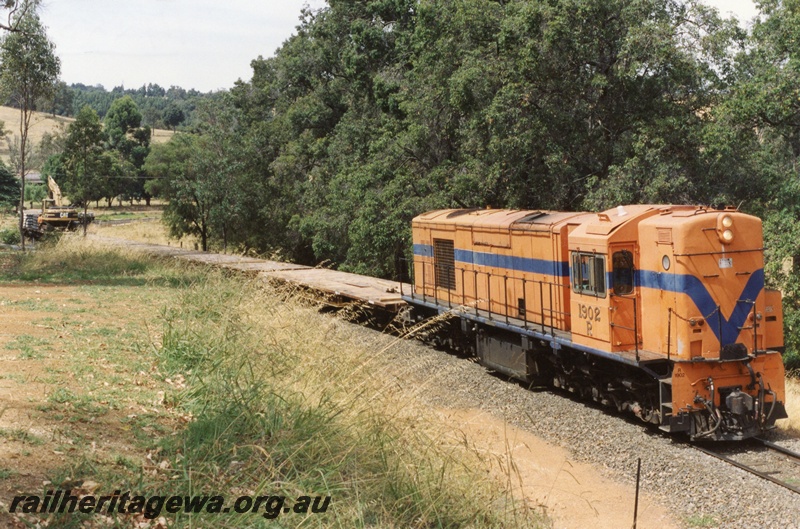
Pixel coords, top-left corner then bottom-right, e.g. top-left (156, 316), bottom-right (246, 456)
top-left (673, 248), bottom-right (764, 257)
top-left (400, 257), bottom-right (572, 333)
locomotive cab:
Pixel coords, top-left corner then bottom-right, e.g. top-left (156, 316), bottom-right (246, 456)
top-left (568, 205), bottom-right (663, 356)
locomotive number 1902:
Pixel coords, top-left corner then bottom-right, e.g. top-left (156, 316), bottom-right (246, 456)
top-left (578, 303), bottom-right (601, 336)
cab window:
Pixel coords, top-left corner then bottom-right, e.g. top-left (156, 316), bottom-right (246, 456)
top-left (571, 252), bottom-right (606, 297)
top-left (612, 250), bottom-right (634, 295)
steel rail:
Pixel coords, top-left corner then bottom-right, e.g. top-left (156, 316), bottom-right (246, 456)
top-left (694, 444), bottom-right (800, 495)
top-left (755, 437), bottom-right (800, 463)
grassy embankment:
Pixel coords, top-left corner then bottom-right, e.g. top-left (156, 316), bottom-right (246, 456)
top-left (0, 237), bottom-right (545, 528)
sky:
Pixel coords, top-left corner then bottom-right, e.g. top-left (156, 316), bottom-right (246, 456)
top-left (38, 0), bottom-right (327, 93)
top-left (37, 0), bottom-right (762, 94)
top-left (704, 0), bottom-right (760, 25)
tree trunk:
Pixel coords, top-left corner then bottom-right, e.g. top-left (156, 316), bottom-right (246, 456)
top-left (18, 174), bottom-right (25, 251)
top-left (18, 110), bottom-right (27, 251)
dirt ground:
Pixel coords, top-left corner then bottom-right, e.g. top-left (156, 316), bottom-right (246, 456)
top-left (0, 285), bottom-right (70, 497)
top-left (435, 408), bottom-right (678, 529)
top-left (0, 282), bottom-right (182, 528)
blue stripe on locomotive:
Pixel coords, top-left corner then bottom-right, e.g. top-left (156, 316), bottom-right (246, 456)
top-left (636, 269), bottom-right (764, 347)
top-left (414, 243), bottom-right (764, 347)
top-left (413, 244), bottom-right (569, 277)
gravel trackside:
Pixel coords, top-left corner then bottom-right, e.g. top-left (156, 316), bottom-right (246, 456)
top-left (349, 320), bottom-right (800, 529)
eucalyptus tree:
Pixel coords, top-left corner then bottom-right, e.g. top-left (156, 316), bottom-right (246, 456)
top-left (144, 99), bottom-right (245, 252)
top-left (144, 134), bottom-right (213, 250)
top-left (61, 106), bottom-right (116, 235)
top-left (163, 103), bottom-right (185, 131)
top-left (715, 0), bottom-right (800, 367)
top-left (0, 9), bottom-right (60, 248)
top-left (0, 1), bottom-right (38, 32)
top-left (104, 95), bottom-right (152, 204)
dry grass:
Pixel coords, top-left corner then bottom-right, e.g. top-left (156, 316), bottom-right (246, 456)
top-left (155, 274), bottom-right (546, 527)
top-left (151, 127), bottom-right (175, 144)
top-left (0, 106), bottom-right (71, 165)
top-left (87, 215), bottom-right (198, 248)
top-left (0, 213), bottom-right (16, 230)
top-left (778, 376), bottom-right (800, 434)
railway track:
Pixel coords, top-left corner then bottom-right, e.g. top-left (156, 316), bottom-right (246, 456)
top-left (694, 437), bottom-right (800, 494)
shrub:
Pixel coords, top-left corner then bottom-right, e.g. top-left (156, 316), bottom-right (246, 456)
top-left (0, 227), bottom-right (20, 245)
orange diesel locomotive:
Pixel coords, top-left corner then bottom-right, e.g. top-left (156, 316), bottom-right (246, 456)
top-left (404, 205), bottom-right (787, 440)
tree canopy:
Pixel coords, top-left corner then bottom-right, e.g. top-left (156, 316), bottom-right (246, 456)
top-left (195, 0), bottom-right (750, 275)
top-left (134, 0), bottom-right (800, 367)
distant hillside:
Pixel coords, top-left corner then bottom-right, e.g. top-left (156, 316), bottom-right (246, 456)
top-left (0, 106), bottom-right (174, 167)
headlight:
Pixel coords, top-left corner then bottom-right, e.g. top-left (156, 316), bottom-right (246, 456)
top-left (722, 229), bottom-right (734, 242)
top-left (721, 215), bottom-right (733, 228)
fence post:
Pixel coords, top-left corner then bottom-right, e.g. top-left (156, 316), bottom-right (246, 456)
top-left (633, 458), bottom-right (641, 529)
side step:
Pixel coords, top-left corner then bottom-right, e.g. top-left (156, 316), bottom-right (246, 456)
top-left (658, 378), bottom-right (673, 432)
top-left (658, 377), bottom-right (691, 433)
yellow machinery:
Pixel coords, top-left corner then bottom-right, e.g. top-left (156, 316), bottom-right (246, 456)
top-left (38, 177), bottom-right (80, 230)
top-left (22, 177), bottom-right (93, 239)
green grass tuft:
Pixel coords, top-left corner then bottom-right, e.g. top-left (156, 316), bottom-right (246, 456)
top-left (0, 227), bottom-right (20, 245)
top-left (0, 236), bottom-right (205, 287)
top-left (152, 277), bottom-right (545, 528)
